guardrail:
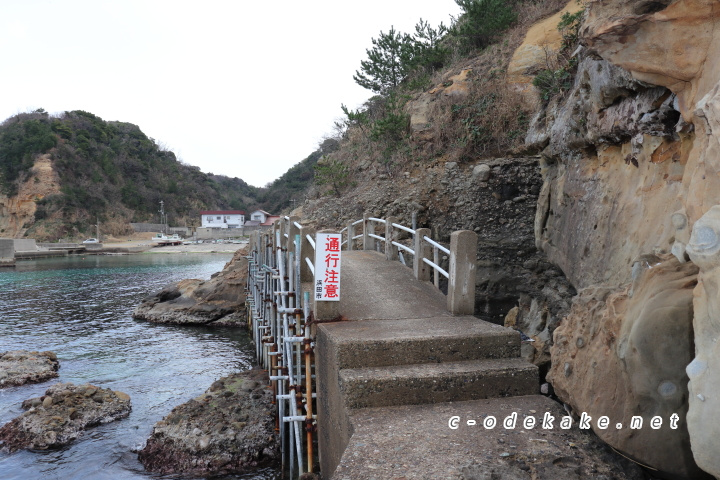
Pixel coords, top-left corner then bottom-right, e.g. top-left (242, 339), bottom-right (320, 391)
top-left (245, 214), bottom-right (477, 479)
top-left (341, 213), bottom-right (477, 315)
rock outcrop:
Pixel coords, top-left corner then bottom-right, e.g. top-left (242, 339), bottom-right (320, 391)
top-left (0, 350), bottom-right (59, 387)
top-left (138, 368), bottom-right (279, 476)
top-left (547, 255), bottom-right (706, 478)
top-left (517, 0), bottom-right (720, 477)
top-left (0, 383), bottom-right (131, 451)
top-left (685, 206), bottom-right (720, 477)
top-left (0, 154), bottom-right (60, 239)
top-left (133, 246), bottom-right (248, 325)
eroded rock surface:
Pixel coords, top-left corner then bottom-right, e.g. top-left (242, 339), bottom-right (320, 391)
top-left (133, 246), bottom-right (248, 325)
top-left (0, 350), bottom-right (59, 387)
top-left (685, 206), bottom-right (720, 478)
top-left (0, 382), bottom-right (131, 451)
top-left (138, 368), bottom-right (279, 476)
top-left (548, 255), bottom-right (707, 478)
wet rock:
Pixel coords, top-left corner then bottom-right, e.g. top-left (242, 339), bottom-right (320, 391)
top-left (138, 368), bottom-right (279, 477)
top-left (133, 246), bottom-right (248, 325)
top-left (0, 350), bottom-right (59, 388)
top-left (0, 382), bottom-right (131, 451)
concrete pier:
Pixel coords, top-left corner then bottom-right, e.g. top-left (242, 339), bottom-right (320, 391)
top-left (0, 239), bottom-right (15, 267)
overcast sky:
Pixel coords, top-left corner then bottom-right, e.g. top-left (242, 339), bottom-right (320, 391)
top-left (0, 0), bottom-right (461, 187)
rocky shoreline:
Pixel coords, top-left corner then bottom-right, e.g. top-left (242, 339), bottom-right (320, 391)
top-left (138, 368), bottom-right (279, 476)
top-left (132, 246), bottom-right (248, 326)
top-left (0, 382), bottom-right (131, 451)
top-left (0, 350), bottom-right (60, 388)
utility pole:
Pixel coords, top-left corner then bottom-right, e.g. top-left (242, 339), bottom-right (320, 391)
top-left (159, 200), bottom-right (166, 234)
top-left (96, 217), bottom-right (100, 241)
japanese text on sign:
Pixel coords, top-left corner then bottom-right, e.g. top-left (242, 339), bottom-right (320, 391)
top-left (314, 233), bottom-right (342, 301)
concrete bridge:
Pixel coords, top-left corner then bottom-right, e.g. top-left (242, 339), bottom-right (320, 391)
top-left (246, 216), bottom-right (582, 479)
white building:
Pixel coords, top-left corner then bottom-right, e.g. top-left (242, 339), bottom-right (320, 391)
top-left (200, 210), bottom-right (245, 229)
top-left (249, 210), bottom-right (271, 223)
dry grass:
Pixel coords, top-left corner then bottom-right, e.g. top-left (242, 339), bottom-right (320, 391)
top-left (324, 0), bottom-right (570, 180)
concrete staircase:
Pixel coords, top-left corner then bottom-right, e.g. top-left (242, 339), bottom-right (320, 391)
top-left (313, 251), bottom-right (539, 478)
top-left (316, 314), bottom-right (539, 477)
top-left (324, 315), bottom-right (538, 409)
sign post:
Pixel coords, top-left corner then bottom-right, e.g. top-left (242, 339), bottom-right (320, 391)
top-left (314, 233), bottom-right (342, 302)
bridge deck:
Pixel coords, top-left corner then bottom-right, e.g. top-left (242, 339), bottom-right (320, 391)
top-left (316, 250), bottom-right (544, 478)
top-left (331, 249), bottom-right (450, 320)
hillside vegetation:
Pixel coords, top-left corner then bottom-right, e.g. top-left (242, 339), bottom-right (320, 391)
top-left (309, 0), bottom-right (569, 208)
top-left (0, 109), bottom-right (318, 240)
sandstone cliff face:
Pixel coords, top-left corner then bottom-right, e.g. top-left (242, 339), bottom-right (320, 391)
top-left (524, 0), bottom-right (720, 478)
top-left (0, 154), bottom-right (60, 238)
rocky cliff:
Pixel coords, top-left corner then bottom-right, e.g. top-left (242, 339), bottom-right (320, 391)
top-left (300, 0), bottom-right (720, 478)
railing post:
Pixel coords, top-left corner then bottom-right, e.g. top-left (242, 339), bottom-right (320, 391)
top-left (346, 221), bottom-right (355, 251)
top-left (363, 213), bottom-right (375, 251)
top-left (299, 226), bottom-right (315, 283)
top-left (447, 230), bottom-right (478, 315)
top-left (288, 216), bottom-right (300, 259)
top-left (414, 228), bottom-right (431, 282)
top-left (385, 216), bottom-right (398, 261)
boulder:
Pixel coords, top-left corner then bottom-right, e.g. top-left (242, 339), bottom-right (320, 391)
top-left (0, 382), bottom-right (131, 451)
top-left (138, 368), bottom-right (279, 476)
top-left (548, 255), bottom-right (709, 479)
top-left (0, 350), bottom-right (59, 387)
top-left (133, 246), bottom-right (248, 325)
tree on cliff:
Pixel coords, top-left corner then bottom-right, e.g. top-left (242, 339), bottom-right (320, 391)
top-left (453, 0), bottom-right (517, 51)
top-left (353, 26), bottom-right (414, 95)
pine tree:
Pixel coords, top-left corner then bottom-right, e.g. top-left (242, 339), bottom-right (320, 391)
top-left (353, 27), bottom-right (414, 95)
top-left (453, 0), bottom-right (517, 51)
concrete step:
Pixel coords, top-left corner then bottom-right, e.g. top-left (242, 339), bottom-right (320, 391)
top-left (339, 357), bottom-right (538, 409)
top-left (320, 316), bottom-right (521, 369)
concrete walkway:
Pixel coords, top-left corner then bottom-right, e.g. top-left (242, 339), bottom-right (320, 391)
top-left (316, 251), bottom-right (540, 478)
top-left (313, 251), bottom-right (645, 479)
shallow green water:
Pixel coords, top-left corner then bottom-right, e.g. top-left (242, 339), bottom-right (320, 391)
top-left (0, 254), bottom-right (278, 480)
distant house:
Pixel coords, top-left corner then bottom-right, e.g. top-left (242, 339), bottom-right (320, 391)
top-left (262, 215), bottom-right (281, 226)
top-left (245, 210), bottom-right (281, 228)
top-left (200, 210), bottom-right (245, 229)
top-left (249, 210), bottom-right (271, 223)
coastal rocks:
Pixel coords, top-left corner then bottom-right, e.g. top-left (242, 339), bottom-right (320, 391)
top-left (548, 255), bottom-right (707, 479)
top-left (0, 382), bottom-right (131, 451)
top-left (685, 206), bottom-right (720, 478)
top-left (0, 350), bottom-right (59, 387)
top-left (132, 246), bottom-right (248, 325)
top-left (138, 368), bottom-right (279, 476)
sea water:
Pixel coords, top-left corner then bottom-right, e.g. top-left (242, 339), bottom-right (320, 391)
top-left (0, 254), bottom-right (279, 480)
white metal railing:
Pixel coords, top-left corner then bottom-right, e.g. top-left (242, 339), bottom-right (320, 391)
top-left (246, 213), bottom-right (477, 478)
top-left (342, 214), bottom-right (461, 292)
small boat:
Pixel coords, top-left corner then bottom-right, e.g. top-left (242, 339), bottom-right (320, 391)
top-left (152, 233), bottom-right (183, 246)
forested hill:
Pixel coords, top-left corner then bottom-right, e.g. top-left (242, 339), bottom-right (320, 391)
top-left (0, 109), bottom-right (317, 240)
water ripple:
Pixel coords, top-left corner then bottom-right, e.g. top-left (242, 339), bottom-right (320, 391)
top-left (0, 254), bottom-right (277, 480)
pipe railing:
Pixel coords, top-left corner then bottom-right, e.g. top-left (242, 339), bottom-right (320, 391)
top-left (246, 216), bottom-right (316, 479)
top-left (246, 213), bottom-right (477, 478)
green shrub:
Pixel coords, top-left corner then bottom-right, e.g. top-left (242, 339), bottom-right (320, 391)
top-left (314, 158), bottom-right (350, 196)
top-left (452, 0), bottom-right (517, 52)
top-left (533, 67), bottom-right (573, 101)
